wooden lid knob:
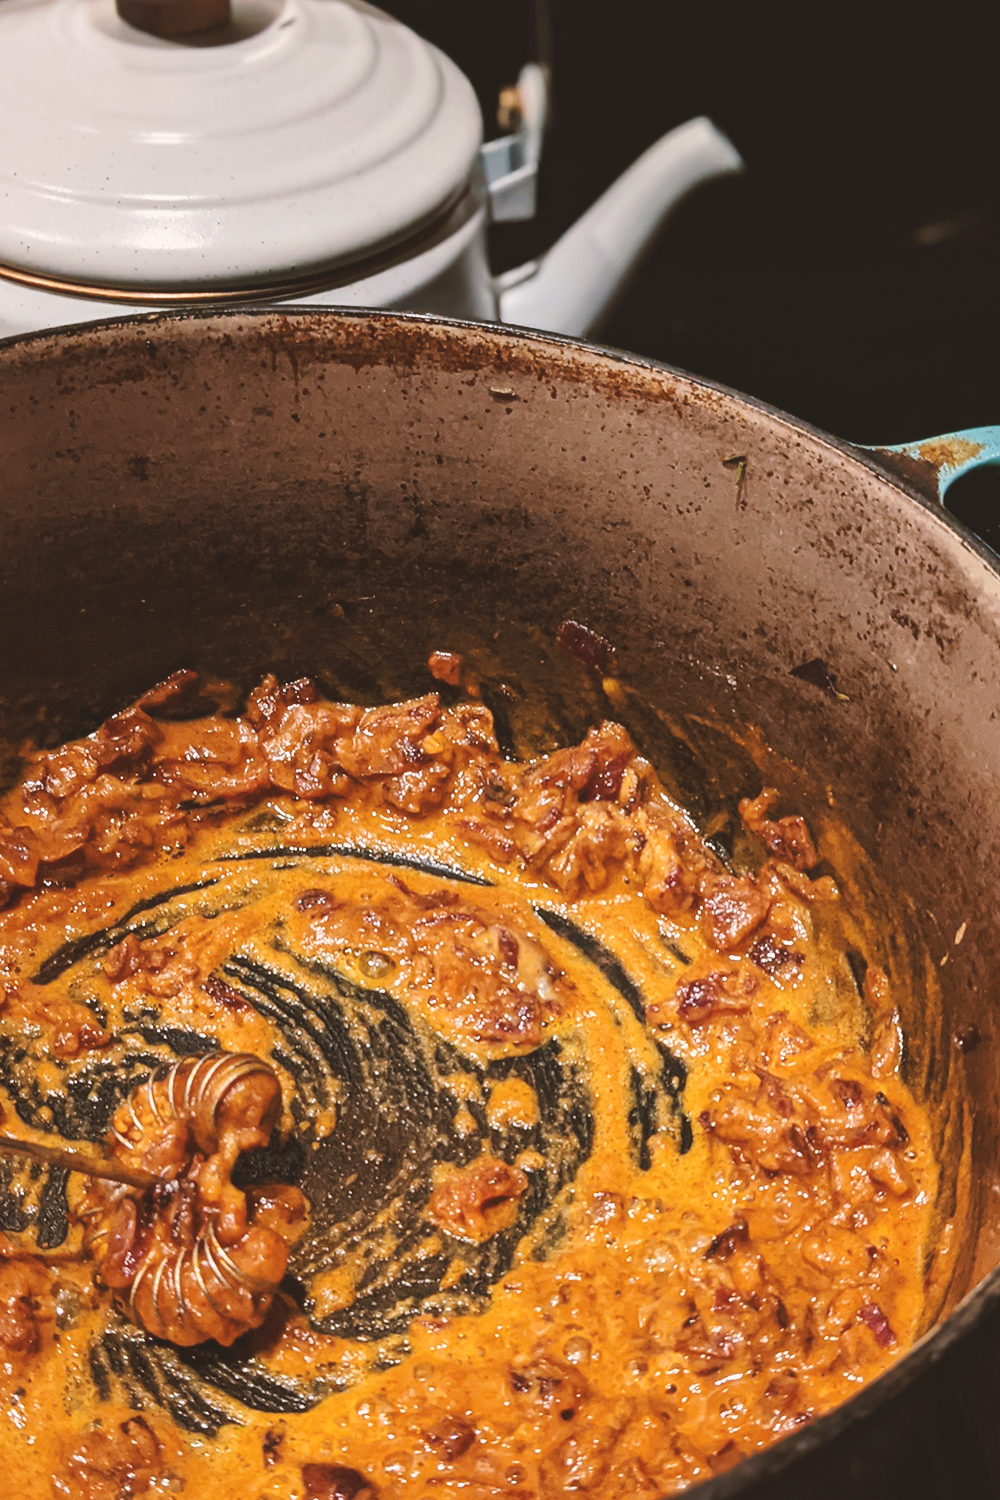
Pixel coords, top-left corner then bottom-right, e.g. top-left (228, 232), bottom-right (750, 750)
top-left (116, 0), bottom-right (231, 38)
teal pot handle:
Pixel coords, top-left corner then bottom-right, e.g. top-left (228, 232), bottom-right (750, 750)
top-left (862, 425), bottom-right (1000, 502)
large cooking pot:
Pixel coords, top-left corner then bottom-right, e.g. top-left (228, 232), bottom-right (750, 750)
top-left (2, 309), bottom-right (999, 1496)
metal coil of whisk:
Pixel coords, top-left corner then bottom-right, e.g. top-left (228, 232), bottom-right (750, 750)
top-left (80, 1050), bottom-right (307, 1348)
top-left (110, 1051), bottom-right (279, 1155)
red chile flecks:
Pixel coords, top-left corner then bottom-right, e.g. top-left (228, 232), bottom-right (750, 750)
top-left (703, 1220), bottom-right (749, 1261)
top-left (295, 889), bottom-right (338, 914)
top-left (497, 928), bottom-right (520, 969)
top-left (203, 975), bottom-right (251, 1012)
top-left (581, 752), bottom-right (630, 802)
top-left (748, 935), bottom-right (805, 978)
top-left (556, 620), bottom-right (615, 676)
top-left (301, 1463), bottom-right (375, 1500)
top-left (858, 1302), bottom-right (896, 1347)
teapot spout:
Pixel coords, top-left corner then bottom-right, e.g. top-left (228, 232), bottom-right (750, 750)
top-left (497, 116), bottom-right (743, 337)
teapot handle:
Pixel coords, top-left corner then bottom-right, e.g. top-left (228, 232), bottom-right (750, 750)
top-left (861, 426), bottom-right (1000, 503)
top-left (481, 63), bottom-right (549, 224)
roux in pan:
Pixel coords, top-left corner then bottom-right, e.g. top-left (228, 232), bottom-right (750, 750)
top-left (0, 666), bottom-right (935, 1498)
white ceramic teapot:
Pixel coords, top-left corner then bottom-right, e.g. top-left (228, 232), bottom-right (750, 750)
top-left (0, 0), bottom-right (743, 340)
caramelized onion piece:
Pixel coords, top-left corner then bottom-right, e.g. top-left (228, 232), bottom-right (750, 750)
top-left (427, 1155), bottom-right (528, 1244)
top-left (301, 1464), bottom-right (376, 1500)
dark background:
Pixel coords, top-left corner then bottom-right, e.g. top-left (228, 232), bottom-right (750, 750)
top-left (391, 0), bottom-right (1000, 554)
top-left (389, 5), bottom-right (1000, 1495)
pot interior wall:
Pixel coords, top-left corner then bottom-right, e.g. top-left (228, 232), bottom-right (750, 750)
top-left (2, 309), bottom-right (999, 1327)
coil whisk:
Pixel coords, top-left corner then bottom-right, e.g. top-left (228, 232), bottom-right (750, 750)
top-left (81, 1051), bottom-right (307, 1347)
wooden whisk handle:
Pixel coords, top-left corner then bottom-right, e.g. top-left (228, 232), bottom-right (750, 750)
top-left (0, 1135), bottom-right (155, 1191)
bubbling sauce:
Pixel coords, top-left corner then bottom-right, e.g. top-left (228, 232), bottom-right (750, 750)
top-left (0, 667), bottom-right (936, 1498)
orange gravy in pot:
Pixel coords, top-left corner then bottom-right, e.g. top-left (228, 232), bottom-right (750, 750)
top-left (0, 671), bottom-right (937, 1498)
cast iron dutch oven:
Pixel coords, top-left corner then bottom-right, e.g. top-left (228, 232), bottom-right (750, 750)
top-left (2, 309), bottom-right (999, 1497)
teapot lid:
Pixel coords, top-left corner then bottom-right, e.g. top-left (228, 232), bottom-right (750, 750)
top-left (0, 0), bottom-right (483, 293)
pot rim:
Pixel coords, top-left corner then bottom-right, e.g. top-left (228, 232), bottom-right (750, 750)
top-left (2, 303), bottom-right (997, 1496)
top-left (3, 300), bottom-right (995, 573)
